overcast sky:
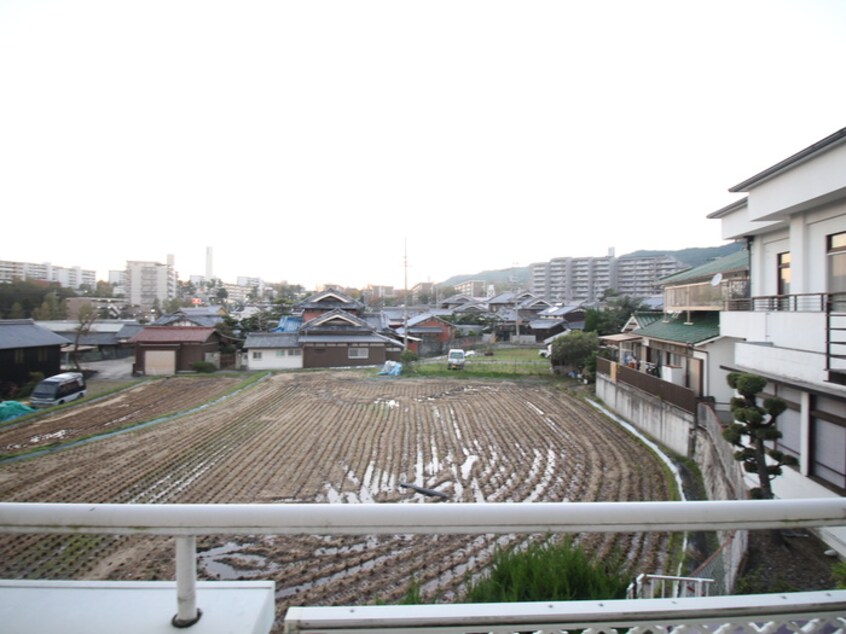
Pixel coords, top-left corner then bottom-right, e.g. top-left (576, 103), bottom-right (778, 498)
top-left (1, 1), bottom-right (845, 290)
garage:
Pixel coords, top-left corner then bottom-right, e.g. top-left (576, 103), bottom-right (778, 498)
top-left (131, 326), bottom-right (221, 375)
top-left (144, 349), bottom-right (176, 376)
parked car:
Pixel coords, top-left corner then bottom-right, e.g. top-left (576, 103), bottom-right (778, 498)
top-left (29, 372), bottom-right (87, 408)
top-left (447, 349), bottom-right (466, 370)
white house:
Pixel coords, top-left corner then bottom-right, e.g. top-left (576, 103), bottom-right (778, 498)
top-left (708, 126), bottom-right (846, 554)
top-left (242, 333), bottom-right (303, 370)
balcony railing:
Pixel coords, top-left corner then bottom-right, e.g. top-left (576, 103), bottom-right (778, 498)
top-left (725, 291), bottom-right (837, 312)
top-left (722, 292), bottom-right (846, 384)
top-left (665, 279), bottom-right (749, 311)
top-left (2, 500), bottom-right (845, 632)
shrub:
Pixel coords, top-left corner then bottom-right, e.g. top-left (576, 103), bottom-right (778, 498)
top-left (191, 361), bottom-right (217, 373)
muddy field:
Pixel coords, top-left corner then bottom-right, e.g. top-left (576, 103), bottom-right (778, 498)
top-left (0, 371), bottom-right (675, 627)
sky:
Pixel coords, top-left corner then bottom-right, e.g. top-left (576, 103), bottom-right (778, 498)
top-left (1, 1), bottom-right (845, 291)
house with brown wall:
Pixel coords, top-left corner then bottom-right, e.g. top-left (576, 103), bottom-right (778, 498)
top-left (130, 326), bottom-right (221, 376)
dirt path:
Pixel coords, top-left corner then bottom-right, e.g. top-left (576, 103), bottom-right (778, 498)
top-left (0, 372), bottom-right (675, 628)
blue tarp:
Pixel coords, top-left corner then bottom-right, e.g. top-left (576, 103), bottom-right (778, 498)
top-left (0, 401), bottom-right (35, 422)
top-left (378, 361), bottom-right (403, 376)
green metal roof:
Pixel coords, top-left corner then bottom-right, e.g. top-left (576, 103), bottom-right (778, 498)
top-left (633, 312), bottom-right (720, 345)
top-left (660, 249), bottom-right (749, 286)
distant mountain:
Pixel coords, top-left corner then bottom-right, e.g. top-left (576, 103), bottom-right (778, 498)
top-left (440, 267), bottom-right (530, 290)
top-left (438, 243), bottom-right (743, 289)
top-left (621, 243), bottom-right (743, 268)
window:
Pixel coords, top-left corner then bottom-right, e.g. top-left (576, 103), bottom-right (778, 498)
top-left (252, 351), bottom-right (262, 360)
top-left (348, 347), bottom-right (369, 360)
top-left (275, 350), bottom-right (286, 357)
top-left (828, 232), bottom-right (846, 309)
top-left (777, 252), bottom-right (791, 296)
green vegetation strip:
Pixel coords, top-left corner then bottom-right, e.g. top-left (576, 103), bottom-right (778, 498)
top-left (464, 538), bottom-right (629, 603)
top-left (0, 372), bottom-right (270, 464)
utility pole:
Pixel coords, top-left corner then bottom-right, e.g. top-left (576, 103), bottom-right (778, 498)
top-left (403, 240), bottom-right (408, 351)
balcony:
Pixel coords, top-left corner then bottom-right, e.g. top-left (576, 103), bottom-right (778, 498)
top-left (664, 278), bottom-right (749, 312)
top-left (721, 292), bottom-right (846, 385)
top-left (2, 500), bottom-right (845, 633)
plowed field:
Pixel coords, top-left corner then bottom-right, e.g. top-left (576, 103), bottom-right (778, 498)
top-left (0, 371), bottom-right (675, 628)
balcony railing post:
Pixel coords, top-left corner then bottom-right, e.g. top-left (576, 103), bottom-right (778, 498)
top-left (172, 535), bottom-right (201, 628)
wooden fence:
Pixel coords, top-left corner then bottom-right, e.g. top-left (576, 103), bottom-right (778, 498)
top-left (597, 357), bottom-right (697, 414)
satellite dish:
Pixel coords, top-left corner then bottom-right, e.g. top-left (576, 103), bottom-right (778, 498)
top-left (710, 273), bottom-right (723, 286)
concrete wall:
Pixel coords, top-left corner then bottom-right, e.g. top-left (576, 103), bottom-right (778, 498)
top-left (595, 374), bottom-right (693, 457)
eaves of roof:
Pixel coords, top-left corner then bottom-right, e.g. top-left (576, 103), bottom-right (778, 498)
top-left (0, 320), bottom-right (71, 349)
top-left (660, 249), bottom-right (749, 286)
top-left (131, 327), bottom-right (218, 344)
top-left (634, 313), bottom-right (720, 346)
top-left (706, 196), bottom-right (748, 219)
top-left (729, 127), bottom-right (846, 192)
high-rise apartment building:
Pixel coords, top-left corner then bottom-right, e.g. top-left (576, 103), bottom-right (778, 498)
top-left (614, 255), bottom-right (685, 297)
top-left (0, 260), bottom-right (96, 290)
top-left (125, 258), bottom-right (177, 308)
top-left (453, 279), bottom-right (486, 297)
top-left (531, 254), bottom-right (684, 303)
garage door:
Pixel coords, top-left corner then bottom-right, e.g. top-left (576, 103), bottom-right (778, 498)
top-left (145, 350), bottom-right (176, 376)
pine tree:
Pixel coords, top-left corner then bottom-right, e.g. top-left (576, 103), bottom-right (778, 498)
top-left (722, 372), bottom-right (798, 500)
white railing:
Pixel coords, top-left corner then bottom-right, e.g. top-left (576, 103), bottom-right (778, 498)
top-left (626, 572), bottom-right (714, 599)
top-left (1, 499), bottom-right (846, 630)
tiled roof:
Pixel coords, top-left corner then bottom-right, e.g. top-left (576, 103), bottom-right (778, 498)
top-left (633, 312), bottom-right (720, 345)
top-left (0, 319), bottom-right (71, 350)
top-left (300, 309), bottom-right (371, 331)
top-left (244, 333), bottom-right (299, 349)
top-left (660, 249), bottom-right (748, 286)
top-left (540, 304), bottom-right (585, 317)
top-left (131, 327), bottom-right (218, 344)
top-left (631, 311), bottom-right (664, 328)
top-left (529, 318), bottom-right (564, 329)
top-left (299, 334), bottom-right (403, 347)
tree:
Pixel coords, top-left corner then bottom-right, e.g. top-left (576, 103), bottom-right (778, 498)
top-left (722, 372), bottom-right (798, 500)
top-left (31, 291), bottom-right (67, 321)
top-left (584, 295), bottom-right (644, 336)
top-left (71, 303), bottom-right (98, 370)
top-left (550, 330), bottom-right (599, 374)
top-left (95, 280), bottom-right (114, 297)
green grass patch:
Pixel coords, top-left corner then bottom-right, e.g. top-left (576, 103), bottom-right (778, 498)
top-left (464, 537), bottom-right (629, 603)
top-left (409, 348), bottom-right (553, 379)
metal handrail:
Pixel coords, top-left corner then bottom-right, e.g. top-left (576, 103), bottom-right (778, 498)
top-left (2, 499), bottom-right (846, 627)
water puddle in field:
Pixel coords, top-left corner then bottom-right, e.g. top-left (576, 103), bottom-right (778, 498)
top-left (198, 541), bottom-right (281, 579)
top-left (276, 542), bottom-right (404, 600)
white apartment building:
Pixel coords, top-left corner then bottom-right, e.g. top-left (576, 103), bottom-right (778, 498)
top-left (453, 279), bottom-right (486, 297)
top-left (615, 254), bottom-right (686, 297)
top-left (0, 260), bottom-right (96, 290)
top-left (709, 127), bottom-right (846, 550)
top-left (125, 259), bottom-right (177, 308)
top-left (532, 254), bottom-right (685, 303)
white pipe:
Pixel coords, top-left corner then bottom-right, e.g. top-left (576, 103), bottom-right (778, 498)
top-left (172, 536), bottom-right (200, 628)
top-left (0, 499), bottom-right (844, 536)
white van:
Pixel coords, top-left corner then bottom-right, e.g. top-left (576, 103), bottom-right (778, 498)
top-left (29, 372), bottom-right (87, 408)
top-left (447, 349), bottom-right (466, 370)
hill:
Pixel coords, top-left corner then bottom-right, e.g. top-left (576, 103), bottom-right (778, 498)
top-left (439, 243), bottom-right (742, 290)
